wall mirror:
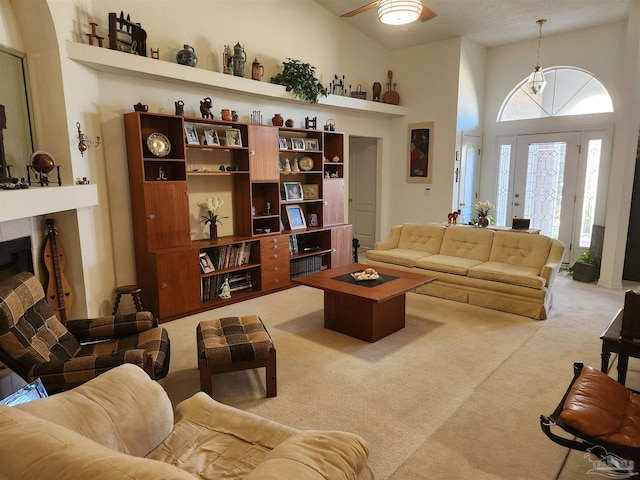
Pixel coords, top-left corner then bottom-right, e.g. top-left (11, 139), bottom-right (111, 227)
top-left (0, 44), bottom-right (35, 180)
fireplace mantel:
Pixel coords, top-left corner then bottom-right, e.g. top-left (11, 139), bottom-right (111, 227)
top-left (0, 184), bottom-right (98, 222)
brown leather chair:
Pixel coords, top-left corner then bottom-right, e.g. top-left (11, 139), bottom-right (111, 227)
top-left (540, 363), bottom-right (640, 472)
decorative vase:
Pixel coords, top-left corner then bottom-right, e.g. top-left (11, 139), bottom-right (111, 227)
top-left (232, 110), bottom-right (239, 122)
top-left (176, 45), bottom-right (197, 67)
top-left (221, 109), bottom-right (232, 121)
top-left (478, 216), bottom-right (489, 228)
top-left (209, 223), bottom-right (218, 239)
top-left (285, 118), bottom-right (294, 127)
top-left (272, 114), bottom-right (284, 126)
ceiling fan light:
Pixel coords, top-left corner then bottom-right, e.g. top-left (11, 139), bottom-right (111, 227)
top-left (378, 0), bottom-right (423, 25)
top-left (527, 66), bottom-right (547, 95)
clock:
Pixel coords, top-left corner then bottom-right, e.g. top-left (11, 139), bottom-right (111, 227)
top-left (299, 156), bottom-right (314, 171)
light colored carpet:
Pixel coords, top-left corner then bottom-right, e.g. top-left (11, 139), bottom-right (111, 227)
top-left (159, 273), bottom-right (636, 479)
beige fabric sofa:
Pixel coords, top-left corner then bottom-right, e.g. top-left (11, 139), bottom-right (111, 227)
top-left (365, 223), bottom-right (565, 319)
top-left (0, 364), bottom-right (373, 480)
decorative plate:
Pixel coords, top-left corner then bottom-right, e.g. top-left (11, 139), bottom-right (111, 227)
top-left (299, 156), bottom-right (314, 171)
top-left (147, 132), bottom-right (171, 157)
top-left (351, 271), bottom-right (380, 281)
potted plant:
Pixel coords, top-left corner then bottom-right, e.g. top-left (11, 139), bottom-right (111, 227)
top-left (569, 250), bottom-right (601, 283)
top-left (270, 58), bottom-right (328, 104)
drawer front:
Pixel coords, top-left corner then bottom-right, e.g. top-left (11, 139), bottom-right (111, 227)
top-left (261, 262), bottom-right (290, 290)
top-left (260, 236), bottom-right (290, 290)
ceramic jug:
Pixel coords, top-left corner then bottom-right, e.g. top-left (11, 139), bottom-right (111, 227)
top-left (176, 45), bottom-right (197, 67)
top-left (232, 43), bottom-right (246, 77)
top-left (175, 100), bottom-right (185, 116)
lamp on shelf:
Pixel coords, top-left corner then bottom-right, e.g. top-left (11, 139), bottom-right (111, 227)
top-left (377, 0), bottom-right (423, 25)
top-left (526, 19), bottom-right (547, 95)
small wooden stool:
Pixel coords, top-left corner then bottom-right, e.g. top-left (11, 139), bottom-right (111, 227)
top-left (112, 285), bottom-right (143, 315)
top-left (197, 315), bottom-right (276, 398)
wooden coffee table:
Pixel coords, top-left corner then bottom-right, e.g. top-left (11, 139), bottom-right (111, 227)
top-left (294, 264), bottom-right (435, 342)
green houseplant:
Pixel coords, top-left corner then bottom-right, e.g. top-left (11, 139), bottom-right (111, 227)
top-left (270, 58), bottom-right (328, 104)
top-left (569, 250), bottom-right (601, 282)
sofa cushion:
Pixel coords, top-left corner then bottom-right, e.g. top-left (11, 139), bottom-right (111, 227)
top-left (0, 405), bottom-right (193, 480)
top-left (245, 430), bottom-right (370, 480)
top-left (559, 366), bottom-right (640, 447)
top-left (468, 262), bottom-right (546, 288)
top-left (415, 254), bottom-right (483, 275)
top-left (366, 248), bottom-right (432, 268)
top-left (17, 363), bottom-right (174, 458)
top-left (488, 231), bottom-right (552, 273)
top-left (439, 226), bottom-right (494, 261)
top-left (396, 223), bottom-right (446, 254)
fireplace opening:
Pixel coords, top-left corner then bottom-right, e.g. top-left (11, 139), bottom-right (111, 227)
top-left (0, 237), bottom-right (34, 283)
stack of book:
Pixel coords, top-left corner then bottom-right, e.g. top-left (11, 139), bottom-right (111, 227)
top-left (201, 272), bottom-right (253, 301)
top-left (290, 255), bottom-right (322, 279)
top-left (206, 242), bottom-right (252, 270)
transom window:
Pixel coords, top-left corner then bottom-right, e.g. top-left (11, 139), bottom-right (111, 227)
top-left (498, 67), bottom-right (613, 122)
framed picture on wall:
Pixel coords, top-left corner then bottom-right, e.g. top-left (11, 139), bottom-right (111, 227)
top-left (285, 204), bottom-right (307, 230)
top-left (407, 122), bottom-right (434, 183)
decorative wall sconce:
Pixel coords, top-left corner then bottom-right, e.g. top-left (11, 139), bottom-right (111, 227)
top-left (76, 122), bottom-right (101, 157)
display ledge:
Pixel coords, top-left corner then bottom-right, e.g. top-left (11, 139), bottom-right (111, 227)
top-left (0, 184), bottom-right (99, 222)
top-left (66, 42), bottom-right (408, 118)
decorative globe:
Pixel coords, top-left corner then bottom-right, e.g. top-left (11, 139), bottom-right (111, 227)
top-left (30, 151), bottom-right (55, 174)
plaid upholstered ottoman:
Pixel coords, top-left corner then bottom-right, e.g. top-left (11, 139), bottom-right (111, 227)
top-left (197, 315), bottom-right (276, 398)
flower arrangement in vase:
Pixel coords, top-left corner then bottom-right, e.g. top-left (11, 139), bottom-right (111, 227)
top-left (473, 200), bottom-right (495, 227)
top-left (198, 196), bottom-right (228, 239)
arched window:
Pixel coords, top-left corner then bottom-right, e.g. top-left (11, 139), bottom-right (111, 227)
top-left (498, 67), bottom-right (613, 122)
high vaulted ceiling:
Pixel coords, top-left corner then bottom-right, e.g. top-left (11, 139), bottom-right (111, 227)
top-left (313, 0), bottom-right (631, 49)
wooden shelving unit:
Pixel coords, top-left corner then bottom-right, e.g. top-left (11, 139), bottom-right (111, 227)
top-left (124, 112), bottom-right (352, 322)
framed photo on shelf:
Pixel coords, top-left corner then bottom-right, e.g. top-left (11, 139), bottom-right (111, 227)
top-left (302, 184), bottom-right (319, 200)
top-left (283, 182), bottom-right (303, 201)
top-left (307, 213), bottom-right (319, 227)
top-left (199, 252), bottom-right (215, 273)
top-left (285, 204), bottom-right (307, 230)
top-left (304, 138), bottom-right (319, 150)
top-left (185, 124), bottom-right (199, 145)
top-left (290, 137), bottom-right (305, 150)
top-left (203, 128), bottom-right (219, 146)
top-left (226, 128), bottom-right (242, 147)
top-left (278, 137), bottom-right (288, 149)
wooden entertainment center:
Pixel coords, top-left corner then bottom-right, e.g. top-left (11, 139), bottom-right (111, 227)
top-left (123, 112), bottom-right (352, 321)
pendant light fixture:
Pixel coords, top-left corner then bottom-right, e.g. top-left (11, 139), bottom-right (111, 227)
top-left (527, 19), bottom-right (547, 95)
top-left (378, 0), bottom-right (423, 25)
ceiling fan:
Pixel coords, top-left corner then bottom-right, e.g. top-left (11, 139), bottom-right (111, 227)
top-left (341, 1), bottom-right (437, 24)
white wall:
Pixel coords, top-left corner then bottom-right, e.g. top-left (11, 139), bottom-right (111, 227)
top-left (389, 37), bottom-right (462, 227)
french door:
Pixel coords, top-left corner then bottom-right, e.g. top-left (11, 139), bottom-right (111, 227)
top-left (512, 132), bottom-right (581, 262)
top-left (496, 130), bottom-right (611, 264)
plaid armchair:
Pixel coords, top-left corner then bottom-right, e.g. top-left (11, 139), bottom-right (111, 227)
top-left (0, 272), bottom-right (170, 393)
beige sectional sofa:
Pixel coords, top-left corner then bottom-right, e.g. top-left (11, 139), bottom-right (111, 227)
top-left (365, 223), bottom-right (565, 319)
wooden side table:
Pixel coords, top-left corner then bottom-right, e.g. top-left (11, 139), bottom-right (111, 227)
top-left (600, 308), bottom-right (640, 384)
